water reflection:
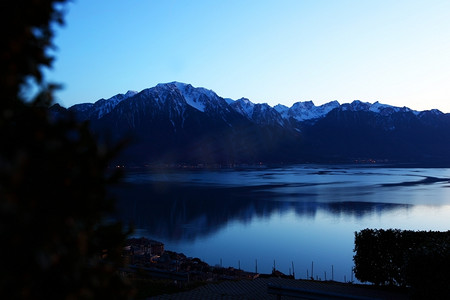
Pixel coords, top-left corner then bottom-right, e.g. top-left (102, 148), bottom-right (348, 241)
top-left (110, 166), bottom-right (450, 279)
top-left (112, 180), bottom-right (410, 242)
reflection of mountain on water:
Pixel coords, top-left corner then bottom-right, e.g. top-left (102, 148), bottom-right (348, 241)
top-left (323, 201), bottom-right (409, 218)
top-left (111, 182), bottom-right (409, 242)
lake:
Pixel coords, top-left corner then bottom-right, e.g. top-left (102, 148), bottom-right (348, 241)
top-left (112, 165), bottom-right (450, 283)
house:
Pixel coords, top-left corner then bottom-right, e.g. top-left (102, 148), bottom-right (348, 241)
top-left (123, 237), bottom-right (165, 265)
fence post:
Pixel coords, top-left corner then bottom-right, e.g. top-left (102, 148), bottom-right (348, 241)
top-left (332, 265), bottom-right (334, 281)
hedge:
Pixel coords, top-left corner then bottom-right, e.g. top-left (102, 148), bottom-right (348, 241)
top-left (353, 228), bottom-right (450, 298)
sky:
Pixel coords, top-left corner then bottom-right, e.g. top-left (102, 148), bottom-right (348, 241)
top-left (46, 0), bottom-right (450, 112)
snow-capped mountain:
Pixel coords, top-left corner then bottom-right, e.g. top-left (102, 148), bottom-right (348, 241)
top-left (171, 82), bottom-right (221, 113)
top-left (229, 98), bottom-right (254, 118)
top-left (69, 90), bottom-right (137, 120)
top-left (341, 100), bottom-right (417, 116)
top-left (144, 82), bottom-right (229, 115)
top-left (52, 82), bottom-right (450, 165)
top-left (229, 98), bottom-right (288, 127)
top-left (281, 100), bottom-right (340, 122)
top-left (66, 81), bottom-right (439, 127)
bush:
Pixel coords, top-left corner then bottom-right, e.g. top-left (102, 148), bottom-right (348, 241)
top-left (353, 228), bottom-right (450, 298)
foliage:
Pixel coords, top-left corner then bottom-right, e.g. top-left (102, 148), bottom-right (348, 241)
top-left (1, 0), bottom-right (65, 105)
top-left (403, 230), bottom-right (450, 299)
top-left (353, 228), bottom-right (450, 299)
top-left (353, 228), bottom-right (405, 286)
top-left (0, 0), bottom-right (134, 298)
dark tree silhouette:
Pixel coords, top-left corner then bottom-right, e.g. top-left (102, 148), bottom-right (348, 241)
top-left (1, 1), bottom-right (134, 298)
top-left (354, 229), bottom-right (450, 298)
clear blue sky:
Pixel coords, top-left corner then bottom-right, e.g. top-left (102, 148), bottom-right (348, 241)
top-left (47, 0), bottom-right (450, 112)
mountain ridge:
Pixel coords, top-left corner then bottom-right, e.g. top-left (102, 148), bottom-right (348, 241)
top-left (62, 81), bottom-right (441, 123)
top-left (50, 82), bottom-right (450, 166)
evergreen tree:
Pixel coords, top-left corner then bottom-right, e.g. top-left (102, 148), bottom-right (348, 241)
top-left (0, 1), bottom-right (134, 298)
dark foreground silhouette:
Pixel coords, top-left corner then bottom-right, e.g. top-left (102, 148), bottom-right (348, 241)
top-left (1, 1), bottom-right (134, 298)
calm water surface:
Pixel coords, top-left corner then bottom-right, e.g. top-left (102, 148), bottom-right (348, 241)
top-left (113, 165), bottom-right (450, 282)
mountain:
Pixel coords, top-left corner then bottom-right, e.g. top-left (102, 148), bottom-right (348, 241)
top-left (275, 100), bottom-right (340, 122)
top-left (68, 90), bottom-right (138, 120)
top-left (50, 82), bottom-right (450, 166)
top-left (230, 98), bottom-right (289, 127)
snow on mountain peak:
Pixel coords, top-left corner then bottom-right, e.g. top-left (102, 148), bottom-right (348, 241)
top-left (154, 81), bottom-right (221, 112)
top-left (69, 89), bottom-right (139, 120)
top-left (124, 90), bottom-right (138, 98)
top-left (428, 109), bottom-right (443, 115)
top-left (67, 82), bottom-right (440, 126)
top-left (338, 100), bottom-right (417, 116)
top-left (288, 100), bottom-right (340, 121)
top-left (341, 100), bottom-right (371, 112)
top-left (274, 104), bottom-right (289, 119)
top-left (94, 90), bottom-right (139, 118)
top-left (224, 98), bottom-right (235, 105)
top-left (240, 98), bottom-right (253, 105)
top-left (230, 98), bottom-right (255, 118)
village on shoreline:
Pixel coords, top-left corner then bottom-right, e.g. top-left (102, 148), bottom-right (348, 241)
top-left (121, 237), bottom-right (293, 283)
